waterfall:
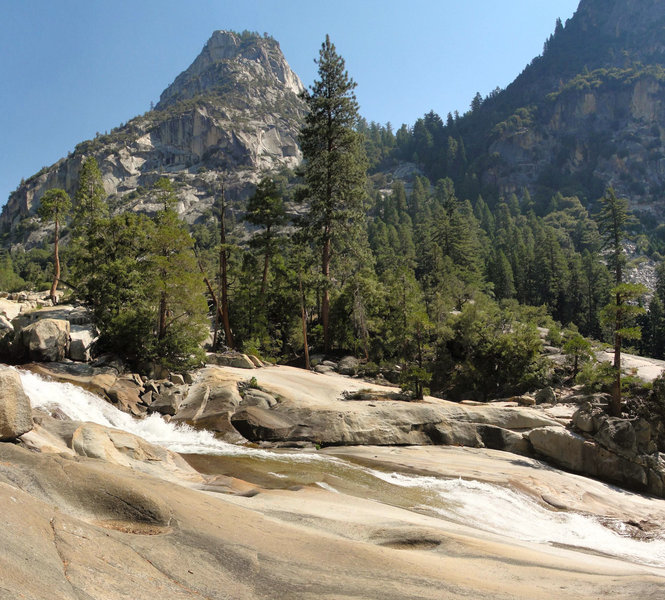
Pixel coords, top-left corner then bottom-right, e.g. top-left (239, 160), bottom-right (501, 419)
top-left (18, 369), bottom-right (321, 460)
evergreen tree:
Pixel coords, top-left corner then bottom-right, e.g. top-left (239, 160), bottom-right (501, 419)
top-left (70, 156), bottom-right (108, 287)
top-left (149, 182), bottom-right (208, 366)
top-left (596, 187), bottom-right (642, 416)
top-left (38, 188), bottom-right (71, 304)
top-left (299, 35), bottom-right (369, 351)
top-left (73, 156), bottom-right (107, 237)
top-left (245, 177), bottom-right (287, 295)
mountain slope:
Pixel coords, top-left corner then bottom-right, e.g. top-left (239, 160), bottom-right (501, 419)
top-left (0, 31), bottom-right (305, 243)
top-left (457, 0), bottom-right (665, 210)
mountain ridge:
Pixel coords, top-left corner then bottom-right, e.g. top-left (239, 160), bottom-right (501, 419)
top-left (0, 30), bottom-right (306, 243)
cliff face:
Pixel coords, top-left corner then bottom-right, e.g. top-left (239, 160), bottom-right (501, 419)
top-left (466, 0), bottom-right (665, 210)
top-left (1, 31), bottom-right (305, 241)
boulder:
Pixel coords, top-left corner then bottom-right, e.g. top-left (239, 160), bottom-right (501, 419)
top-left (338, 356), bottom-right (360, 376)
top-left (596, 418), bottom-right (637, 454)
top-left (69, 324), bottom-right (97, 362)
top-left (106, 377), bottom-right (144, 416)
top-left (541, 346), bottom-right (561, 355)
top-left (0, 298), bottom-right (24, 321)
top-left (190, 384), bottom-right (242, 429)
top-left (511, 395), bottom-right (536, 407)
top-left (528, 425), bottom-right (650, 491)
top-left (431, 421), bottom-right (483, 447)
top-left (0, 367), bottom-right (33, 440)
top-left (477, 425), bottom-right (531, 455)
top-left (535, 387), bottom-right (556, 404)
top-left (572, 405), bottom-right (596, 433)
top-left (231, 406), bottom-right (296, 440)
top-left (247, 355), bottom-right (263, 368)
top-left (0, 314), bottom-right (14, 333)
top-left (241, 388), bottom-right (278, 409)
top-left (170, 373), bottom-right (185, 385)
top-left (173, 383), bottom-right (210, 421)
top-left (528, 426), bottom-right (587, 472)
top-left (314, 364), bottom-right (336, 374)
top-left (15, 318), bottom-right (70, 362)
top-left (150, 387), bottom-right (186, 416)
top-left (208, 351), bottom-right (256, 369)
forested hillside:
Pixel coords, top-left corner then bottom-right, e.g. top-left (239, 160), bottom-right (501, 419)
top-left (4, 1), bottom-right (665, 407)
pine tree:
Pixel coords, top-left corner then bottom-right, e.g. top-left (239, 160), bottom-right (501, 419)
top-left (245, 177), bottom-right (287, 295)
top-left (596, 187), bottom-right (644, 416)
top-left (38, 188), bottom-right (71, 304)
top-left (73, 156), bottom-right (107, 238)
top-left (299, 35), bottom-right (369, 351)
top-left (148, 179), bottom-right (208, 367)
top-left (70, 156), bottom-right (108, 291)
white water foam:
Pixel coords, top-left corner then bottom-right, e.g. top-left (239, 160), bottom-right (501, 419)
top-left (367, 469), bottom-right (665, 568)
top-left (15, 368), bottom-right (665, 568)
top-left (18, 369), bottom-right (323, 461)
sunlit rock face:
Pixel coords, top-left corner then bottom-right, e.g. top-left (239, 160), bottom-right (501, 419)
top-left (1, 31), bottom-right (306, 243)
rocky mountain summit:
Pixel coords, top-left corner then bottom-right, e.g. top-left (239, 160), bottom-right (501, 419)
top-left (0, 31), bottom-right (305, 242)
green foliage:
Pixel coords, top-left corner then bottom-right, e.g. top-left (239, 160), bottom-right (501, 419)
top-left (562, 328), bottom-right (593, 376)
top-left (0, 251), bottom-right (25, 292)
top-left (575, 360), bottom-right (616, 393)
top-left (38, 188), bottom-right (72, 223)
top-left (298, 35), bottom-right (370, 350)
top-left (70, 179), bottom-right (207, 371)
top-left (437, 297), bottom-right (548, 400)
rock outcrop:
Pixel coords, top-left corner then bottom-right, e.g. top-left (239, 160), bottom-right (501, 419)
top-left (14, 318), bottom-right (70, 362)
top-left (0, 367), bottom-right (32, 440)
top-left (1, 31), bottom-right (306, 243)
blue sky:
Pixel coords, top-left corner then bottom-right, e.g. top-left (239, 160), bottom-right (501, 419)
top-left (0, 0), bottom-right (579, 208)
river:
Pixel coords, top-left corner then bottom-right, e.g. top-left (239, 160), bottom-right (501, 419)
top-left (18, 367), bottom-right (665, 571)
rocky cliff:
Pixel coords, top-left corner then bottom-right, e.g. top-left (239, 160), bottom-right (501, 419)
top-left (474, 0), bottom-right (665, 209)
top-left (0, 31), bottom-right (305, 243)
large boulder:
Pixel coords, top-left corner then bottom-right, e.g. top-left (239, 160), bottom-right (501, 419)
top-left (0, 367), bottom-right (33, 440)
top-left (338, 356), bottom-right (360, 376)
top-left (69, 324), bottom-right (97, 362)
top-left (528, 426), bottom-right (587, 472)
top-left (231, 406), bottom-right (296, 440)
top-left (106, 376), bottom-right (145, 416)
top-left (207, 351), bottom-right (256, 369)
top-left (15, 318), bottom-right (70, 362)
top-left (528, 425), bottom-right (650, 491)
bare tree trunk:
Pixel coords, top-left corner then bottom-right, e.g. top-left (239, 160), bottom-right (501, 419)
top-left (218, 183), bottom-right (235, 350)
top-left (50, 217), bottom-right (60, 305)
top-left (611, 290), bottom-right (623, 417)
top-left (158, 291), bottom-right (167, 339)
top-left (299, 270), bottom-right (310, 370)
top-left (321, 234), bottom-right (331, 352)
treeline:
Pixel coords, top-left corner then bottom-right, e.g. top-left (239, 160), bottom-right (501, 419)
top-left (0, 35), bottom-right (658, 404)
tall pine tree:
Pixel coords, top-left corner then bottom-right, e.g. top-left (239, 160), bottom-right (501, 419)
top-left (299, 35), bottom-right (369, 351)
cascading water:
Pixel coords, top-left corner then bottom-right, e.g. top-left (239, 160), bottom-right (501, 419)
top-left (18, 369), bottom-right (321, 460)
top-left (17, 368), bottom-right (665, 568)
top-left (369, 469), bottom-right (665, 568)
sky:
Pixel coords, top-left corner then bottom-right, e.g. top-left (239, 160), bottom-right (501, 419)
top-left (0, 0), bottom-right (580, 208)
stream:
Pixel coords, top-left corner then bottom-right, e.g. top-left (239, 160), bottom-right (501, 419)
top-left (18, 368), bottom-right (665, 569)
